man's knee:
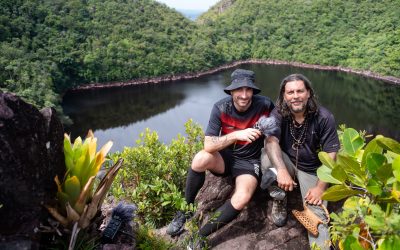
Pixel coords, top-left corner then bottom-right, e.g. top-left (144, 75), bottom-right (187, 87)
top-left (231, 175), bottom-right (258, 210)
top-left (191, 150), bottom-right (221, 172)
top-left (231, 190), bottom-right (252, 210)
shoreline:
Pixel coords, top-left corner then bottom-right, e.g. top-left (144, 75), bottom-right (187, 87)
top-left (70, 59), bottom-right (400, 92)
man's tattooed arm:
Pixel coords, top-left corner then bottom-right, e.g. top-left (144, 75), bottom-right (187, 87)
top-left (204, 134), bottom-right (235, 153)
top-left (210, 135), bottom-right (228, 144)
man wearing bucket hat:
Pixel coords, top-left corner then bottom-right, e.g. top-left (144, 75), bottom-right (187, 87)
top-left (166, 69), bottom-right (275, 249)
top-left (261, 73), bottom-right (340, 250)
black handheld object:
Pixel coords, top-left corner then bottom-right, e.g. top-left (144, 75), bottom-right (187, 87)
top-left (102, 202), bottom-right (137, 242)
top-left (103, 214), bottom-right (122, 240)
top-left (254, 116), bottom-right (279, 137)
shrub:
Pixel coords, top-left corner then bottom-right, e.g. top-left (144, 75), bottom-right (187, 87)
top-left (317, 127), bottom-right (400, 249)
top-left (110, 119), bottom-right (203, 227)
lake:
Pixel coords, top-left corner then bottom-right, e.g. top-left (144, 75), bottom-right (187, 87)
top-left (62, 64), bottom-right (400, 153)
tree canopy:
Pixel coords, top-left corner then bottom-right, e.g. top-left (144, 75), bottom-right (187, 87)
top-left (0, 0), bottom-right (399, 120)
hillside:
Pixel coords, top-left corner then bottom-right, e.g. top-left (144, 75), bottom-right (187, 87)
top-left (199, 0), bottom-right (400, 77)
top-left (0, 0), bottom-right (399, 120)
top-left (0, 0), bottom-right (220, 120)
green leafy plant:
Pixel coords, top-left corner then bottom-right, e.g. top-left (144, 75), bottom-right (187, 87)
top-left (136, 224), bottom-right (177, 250)
top-left (46, 130), bottom-right (123, 249)
top-left (317, 128), bottom-right (400, 250)
top-left (110, 119), bottom-right (203, 227)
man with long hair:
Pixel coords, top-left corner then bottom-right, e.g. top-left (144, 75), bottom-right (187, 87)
top-left (262, 73), bottom-right (340, 249)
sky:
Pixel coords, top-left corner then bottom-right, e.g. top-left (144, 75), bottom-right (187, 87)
top-left (156, 0), bottom-right (219, 11)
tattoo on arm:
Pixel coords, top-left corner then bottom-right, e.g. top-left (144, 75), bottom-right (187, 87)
top-left (211, 135), bottom-right (227, 144)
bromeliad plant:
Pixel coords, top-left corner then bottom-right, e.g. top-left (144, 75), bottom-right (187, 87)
top-left (317, 128), bottom-right (400, 250)
top-left (46, 130), bottom-right (123, 249)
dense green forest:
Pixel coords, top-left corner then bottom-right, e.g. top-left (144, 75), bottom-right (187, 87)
top-left (199, 0), bottom-right (400, 74)
top-left (1, 0), bottom-right (399, 120)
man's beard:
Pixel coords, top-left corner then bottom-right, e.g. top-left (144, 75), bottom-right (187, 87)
top-left (286, 100), bottom-right (308, 114)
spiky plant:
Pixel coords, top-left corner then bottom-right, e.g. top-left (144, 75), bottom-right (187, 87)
top-left (46, 130), bottom-right (123, 250)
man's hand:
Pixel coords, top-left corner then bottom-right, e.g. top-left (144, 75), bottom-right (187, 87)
top-left (234, 128), bottom-right (262, 143)
top-left (304, 183), bottom-right (327, 205)
top-left (276, 168), bottom-right (297, 191)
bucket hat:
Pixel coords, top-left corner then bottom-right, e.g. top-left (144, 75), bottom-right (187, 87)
top-left (224, 69), bottom-right (261, 95)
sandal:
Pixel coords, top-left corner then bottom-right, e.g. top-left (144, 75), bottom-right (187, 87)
top-left (292, 202), bottom-right (330, 236)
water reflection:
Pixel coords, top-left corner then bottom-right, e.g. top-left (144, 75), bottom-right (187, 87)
top-left (62, 64), bottom-right (399, 152)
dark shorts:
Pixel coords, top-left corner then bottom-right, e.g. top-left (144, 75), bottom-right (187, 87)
top-left (210, 149), bottom-right (262, 182)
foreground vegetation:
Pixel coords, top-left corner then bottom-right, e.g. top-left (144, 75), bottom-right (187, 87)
top-left (1, 0), bottom-right (399, 120)
top-left (318, 127), bottom-right (400, 249)
top-left (109, 120), bottom-right (203, 228)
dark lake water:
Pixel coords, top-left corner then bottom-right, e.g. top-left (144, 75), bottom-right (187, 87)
top-left (62, 64), bottom-right (400, 153)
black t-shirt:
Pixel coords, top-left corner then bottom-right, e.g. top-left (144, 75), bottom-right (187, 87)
top-left (271, 106), bottom-right (340, 174)
top-left (205, 95), bottom-right (275, 160)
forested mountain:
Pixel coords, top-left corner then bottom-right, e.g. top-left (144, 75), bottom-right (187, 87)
top-left (199, 0), bottom-right (400, 76)
top-left (1, 0), bottom-right (399, 120)
top-left (0, 0), bottom-right (220, 120)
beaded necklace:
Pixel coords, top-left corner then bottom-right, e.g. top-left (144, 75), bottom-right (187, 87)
top-left (289, 115), bottom-right (308, 169)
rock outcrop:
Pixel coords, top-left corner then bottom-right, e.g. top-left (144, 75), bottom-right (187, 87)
top-left (0, 92), bottom-right (65, 248)
top-left (159, 173), bottom-right (330, 249)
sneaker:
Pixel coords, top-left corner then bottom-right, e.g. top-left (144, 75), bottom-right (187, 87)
top-left (267, 185), bottom-right (286, 201)
top-left (166, 211), bottom-right (191, 236)
top-left (271, 196), bottom-right (287, 227)
top-left (260, 168), bottom-right (277, 190)
top-left (187, 235), bottom-right (207, 250)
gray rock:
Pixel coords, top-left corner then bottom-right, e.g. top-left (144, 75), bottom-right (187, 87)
top-left (0, 92), bottom-right (65, 247)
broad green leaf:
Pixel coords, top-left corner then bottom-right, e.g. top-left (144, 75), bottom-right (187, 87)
top-left (86, 159), bottom-right (97, 182)
top-left (386, 151), bottom-right (400, 162)
top-left (388, 213), bottom-right (400, 230)
top-left (366, 179), bottom-right (382, 196)
top-left (347, 173), bottom-right (366, 188)
top-left (366, 153), bottom-right (386, 175)
top-left (377, 137), bottom-right (400, 154)
top-left (64, 176), bottom-right (81, 206)
top-left (79, 147), bottom-right (93, 186)
top-left (65, 156), bottom-right (74, 172)
top-left (342, 235), bottom-right (364, 250)
top-left (331, 165), bottom-right (348, 182)
top-left (342, 128), bottom-right (364, 157)
top-left (72, 136), bottom-right (82, 150)
top-left (63, 134), bottom-right (73, 157)
top-left (318, 151), bottom-right (336, 169)
top-left (322, 184), bottom-right (364, 201)
top-left (368, 204), bottom-right (385, 216)
top-left (393, 156), bottom-right (400, 182)
top-left (351, 227), bottom-right (360, 239)
top-left (365, 215), bottom-right (385, 231)
top-left (72, 153), bottom-right (86, 178)
top-left (376, 196), bottom-right (399, 203)
top-left (90, 141), bottom-right (113, 178)
top-left (343, 196), bottom-right (361, 209)
top-left (362, 136), bottom-right (383, 166)
top-left (317, 165), bottom-right (342, 184)
top-left (378, 235), bottom-right (400, 250)
top-left (337, 154), bottom-right (366, 182)
top-left (376, 163), bottom-right (394, 184)
top-left (72, 145), bottom-right (83, 163)
top-left (88, 137), bottom-right (97, 162)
